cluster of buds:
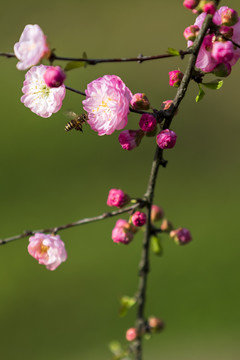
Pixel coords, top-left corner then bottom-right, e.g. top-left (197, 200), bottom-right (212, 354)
top-left (183, 0), bottom-right (216, 15)
top-left (125, 316), bottom-right (165, 341)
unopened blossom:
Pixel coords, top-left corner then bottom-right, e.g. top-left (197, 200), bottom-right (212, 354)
top-left (212, 62), bottom-right (232, 77)
top-left (43, 66), bottom-right (66, 88)
top-left (130, 93), bottom-right (150, 110)
top-left (112, 219), bottom-right (136, 245)
top-left (183, 0), bottom-right (200, 10)
top-left (151, 205), bottom-right (164, 222)
top-left (126, 328), bottom-right (138, 341)
top-left (160, 219), bottom-right (174, 232)
top-left (202, 1), bottom-right (216, 15)
top-left (211, 41), bottom-right (234, 63)
top-left (118, 129), bottom-right (144, 150)
top-left (21, 65), bottom-right (66, 118)
top-left (139, 114), bottom-right (157, 132)
top-left (221, 8), bottom-right (238, 26)
top-left (148, 317), bottom-right (165, 332)
top-left (183, 25), bottom-right (199, 41)
top-left (169, 70), bottom-right (183, 88)
top-left (156, 129), bottom-right (177, 150)
top-left (170, 228), bottom-right (192, 245)
top-left (131, 211), bottom-right (147, 227)
top-left (82, 75), bottom-right (132, 136)
top-left (107, 189), bottom-right (130, 208)
top-left (28, 233), bottom-right (67, 270)
top-left (14, 24), bottom-right (49, 71)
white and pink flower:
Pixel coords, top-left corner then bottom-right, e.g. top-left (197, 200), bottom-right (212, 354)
top-left (14, 24), bottom-right (49, 71)
top-left (82, 75), bottom-right (132, 136)
top-left (28, 232), bottom-right (67, 271)
top-left (21, 65), bottom-right (66, 118)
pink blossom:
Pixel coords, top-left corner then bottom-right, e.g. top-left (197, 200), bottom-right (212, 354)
top-left (82, 75), bottom-right (132, 136)
top-left (14, 24), bottom-right (49, 71)
top-left (43, 66), bottom-right (66, 88)
top-left (139, 114), bottom-right (157, 132)
top-left (21, 65), bottom-right (66, 118)
top-left (168, 70), bottom-right (183, 88)
top-left (211, 41), bottom-right (234, 63)
top-left (118, 129), bottom-right (144, 150)
top-left (131, 211), bottom-right (147, 227)
top-left (170, 228), bottom-right (192, 245)
top-left (28, 233), bottom-right (67, 270)
top-left (112, 219), bottom-right (135, 245)
top-left (107, 189), bottom-right (129, 208)
top-left (183, 25), bottom-right (199, 41)
top-left (151, 205), bottom-right (164, 222)
top-left (126, 328), bottom-right (138, 341)
top-left (130, 93), bottom-right (150, 110)
top-left (156, 129), bottom-right (177, 150)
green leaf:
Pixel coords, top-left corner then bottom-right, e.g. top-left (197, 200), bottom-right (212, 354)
top-left (150, 236), bottom-right (162, 255)
top-left (167, 48), bottom-right (180, 56)
top-left (109, 341), bottom-right (122, 355)
top-left (196, 85), bottom-right (205, 102)
top-left (64, 61), bottom-right (86, 72)
top-left (119, 296), bottom-right (136, 317)
top-left (202, 79), bottom-right (224, 90)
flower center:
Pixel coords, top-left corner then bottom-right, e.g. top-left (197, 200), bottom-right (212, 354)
top-left (40, 243), bottom-right (49, 254)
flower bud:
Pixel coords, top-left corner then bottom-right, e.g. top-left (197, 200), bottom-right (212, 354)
top-left (131, 211), bottom-right (147, 227)
top-left (151, 205), bottom-right (164, 222)
top-left (212, 62), bottom-right (231, 77)
top-left (170, 228), bottom-right (192, 245)
top-left (183, 25), bottom-right (199, 41)
top-left (126, 328), bottom-right (138, 341)
top-left (107, 189), bottom-right (130, 208)
top-left (156, 129), bottom-right (177, 150)
top-left (221, 8), bottom-right (238, 26)
top-left (202, 1), bottom-right (216, 15)
top-left (112, 219), bottom-right (136, 245)
top-left (148, 317), bottom-right (165, 332)
top-left (169, 70), bottom-right (184, 88)
top-left (118, 129), bottom-right (144, 151)
top-left (130, 93), bottom-right (150, 111)
top-left (139, 114), bottom-right (157, 132)
top-left (183, 0), bottom-right (200, 10)
top-left (160, 219), bottom-right (174, 232)
top-left (161, 100), bottom-right (178, 116)
top-left (211, 41), bottom-right (234, 63)
top-left (43, 66), bottom-right (66, 88)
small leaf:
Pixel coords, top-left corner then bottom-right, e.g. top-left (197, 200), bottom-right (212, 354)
top-left (196, 84), bottom-right (205, 102)
top-left (119, 296), bottom-right (136, 317)
top-left (109, 341), bottom-right (123, 356)
top-left (144, 333), bottom-right (152, 340)
top-left (167, 48), bottom-right (180, 56)
top-left (202, 79), bottom-right (223, 90)
top-left (64, 61), bottom-right (86, 72)
top-left (151, 236), bottom-right (162, 255)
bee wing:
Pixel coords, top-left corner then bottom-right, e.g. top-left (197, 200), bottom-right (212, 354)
top-left (64, 111), bottom-right (77, 119)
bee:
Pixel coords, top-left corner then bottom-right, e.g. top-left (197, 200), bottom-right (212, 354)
top-left (65, 112), bottom-right (88, 132)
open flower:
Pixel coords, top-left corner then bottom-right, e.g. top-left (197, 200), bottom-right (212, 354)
top-left (21, 65), bottom-right (66, 118)
top-left (82, 75), bottom-right (132, 136)
top-left (28, 233), bottom-right (67, 270)
top-left (14, 24), bottom-right (49, 70)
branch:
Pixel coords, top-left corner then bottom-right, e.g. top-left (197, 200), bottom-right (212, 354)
top-left (0, 202), bottom-right (144, 246)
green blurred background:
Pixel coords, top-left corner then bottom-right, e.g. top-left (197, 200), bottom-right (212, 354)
top-left (1, 0), bottom-right (240, 359)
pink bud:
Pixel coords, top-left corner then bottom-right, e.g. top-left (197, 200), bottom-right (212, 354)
top-left (131, 211), bottom-right (147, 227)
top-left (148, 317), bottom-right (165, 332)
top-left (126, 328), bottom-right (138, 341)
top-left (183, 25), bottom-right (199, 41)
top-left (211, 41), bottom-right (234, 63)
top-left (107, 189), bottom-right (130, 208)
top-left (183, 0), bottom-right (200, 10)
top-left (151, 205), bottom-right (164, 222)
top-left (130, 93), bottom-right (150, 110)
top-left (203, 1), bottom-right (216, 15)
top-left (139, 114), bottom-right (157, 132)
top-left (221, 8), bottom-right (238, 26)
top-left (160, 219), bottom-right (174, 232)
top-left (169, 70), bottom-right (184, 88)
top-left (112, 219), bottom-right (136, 245)
top-left (43, 66), bottom-right (66, 88)
top-left (170, 228), bottom-right (192, 245)
top-left (161, 100), bottom-right (178, 116)
top-left (212, 62), bottom-right (232, 77)
top-left (118, 129), bottom-right (144, 151)
top-left (156, 129), bottom-right (177, 150)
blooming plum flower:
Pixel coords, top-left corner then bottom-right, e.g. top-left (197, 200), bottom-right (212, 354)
top-left (28, 232), bottom-right (67, 270)
top-left (211, 41), bottom-right (234, 63)
top-left (139, 114), bottom-right (157, 132)
top-left (170, 228), bottom-right (192, 245)
top-left (169, 70), bottom-right (184, 88)
top-left (107, 189), bottom-right (130, 208)
top-left (131, 211), bottom-right (147, 227)
top-left (14, 24), bottom-right (49, 71)
top-left (126, 328), bottom-right (138, 341)
top-left (130, 93), bottom-right (150, 110)
top-left (156, 129), bottom-right (177, 149)
top-left (82, 75), bottom-right (132, 136)
top-left (118, 129), bottom-right (144, 150)
top-left (112, 219), bottom-right (136, 245)
top-left (21, 65), bottom-right (66, 118)
top-left (43, 66), bottom-right (66, 88)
